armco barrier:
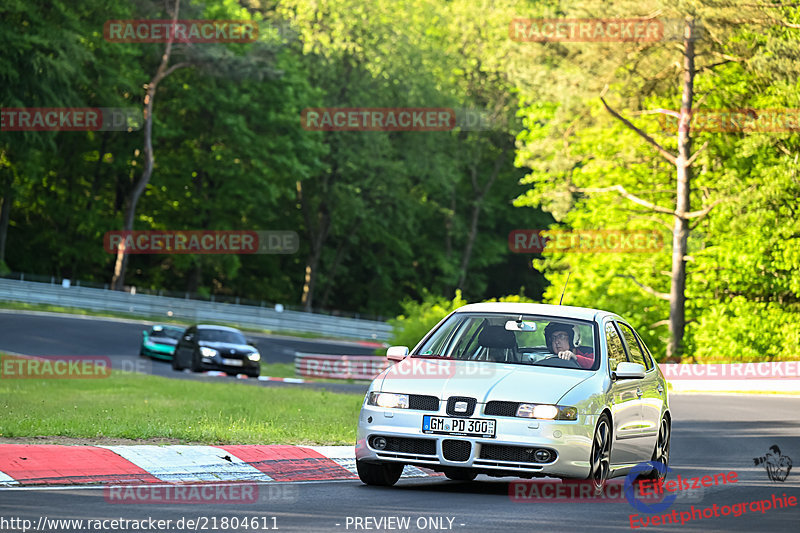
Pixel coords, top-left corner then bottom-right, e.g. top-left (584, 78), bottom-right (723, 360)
top-left (0, 278), bottom-right (391, 342)
top-left (294, 353), bottom-right (390, 380)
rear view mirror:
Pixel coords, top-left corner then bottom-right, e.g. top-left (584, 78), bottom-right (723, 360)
top-left (386, 346), bottom-right (409, 361)
top-left (505, 319), bottom-right (537, 332)
top-left (614, 362), bottom-right (646, 380)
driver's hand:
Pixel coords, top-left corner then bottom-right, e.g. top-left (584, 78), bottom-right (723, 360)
top-left (558, 350), bottom-right (577, 361)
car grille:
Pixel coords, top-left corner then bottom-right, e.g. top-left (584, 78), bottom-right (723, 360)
top-left (442, 439), bottom-right (471, 462)
top-left (369, 436), bottom-right (436, 455)
top-left (409, 395), bottom-right (439, 411)
top-left (484, 401), bottom-right (519, 417)
top-left (479, 444), bottom-right (556, 464)
top-left (446, 397), bottom-right (476, 417)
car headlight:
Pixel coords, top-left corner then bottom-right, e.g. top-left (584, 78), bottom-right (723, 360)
top-left (199, 347), bottom-right (218, 358)
top-left (247, 352), bottom-right (261, 362)
top-left (367, 392), bottom-right (409, 409)
top-left (516, 403), bottom-right (577, 421)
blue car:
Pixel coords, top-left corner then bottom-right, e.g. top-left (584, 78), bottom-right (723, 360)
top-left (140, 325), bottom-right (185, 360)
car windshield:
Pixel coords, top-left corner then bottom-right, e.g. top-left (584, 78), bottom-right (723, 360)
top-left (413, 313), bottom-right (598, 371)
top-left (196, 328), bottom-right (247, 344)
top-left (150, 326), bottom-right (183, 340)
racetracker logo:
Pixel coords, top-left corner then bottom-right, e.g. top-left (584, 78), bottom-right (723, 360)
top-left (660, 109), bottom-right (800, 133)
top-left (0, 355), bottom-right (111, 379)
top-left (1, 108), bottom-right (142, 131)
top-left (509, 229), bottom-right (663, 254)
top-left (510, 18), bottom-right (665, 42)
top-left (659, 362), bottom-right (800, 380)
top-left (104, 20), bottom-right (258, 43)
top-left (103, 230), bottom-right (299, 254)
top-left (510, 479), bottom-right (651, 503)
top-left (385, 358), bottom-right (498, 380)
top-left (104, 483), bottom-right (258, 504)
top-left (301, 108), bottom-right (456, 131)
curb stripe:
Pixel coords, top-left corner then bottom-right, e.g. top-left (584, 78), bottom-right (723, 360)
top-left (0, 445), bottom-right (160, 485)
top-left (0, 470), bottom-right (19, 485)
top-left (217, 445), bottom-right (356, 481)
top-left (100, 445), bottom-right (274, 483)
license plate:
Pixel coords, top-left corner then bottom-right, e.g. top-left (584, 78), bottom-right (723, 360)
top-left (221, 358), bottom-right (243, 367)
top-left (422, 415), bottom-right (496, 437)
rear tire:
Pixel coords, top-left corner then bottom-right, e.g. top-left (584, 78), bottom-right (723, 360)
top-left (637, 416), bottom-right (670, 481)
top-left (443, 468), bottom-right (477, 481)
top-left (356, 460), bottom-right (403, 486)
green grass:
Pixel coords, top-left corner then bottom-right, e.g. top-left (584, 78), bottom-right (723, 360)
top-left (259, 362), bottom-right (296, 378)
top-left (0, 363), bottom-right (364, 445)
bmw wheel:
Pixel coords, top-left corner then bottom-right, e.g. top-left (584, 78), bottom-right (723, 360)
top-left (356, 460), bottom-right (403, 486)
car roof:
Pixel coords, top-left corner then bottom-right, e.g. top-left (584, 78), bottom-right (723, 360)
top-left (154, 324), bottom-right (184, 330)
top-left (453, 302), bottom-right (618, 322)
top-left (195, 325), bottom-right (243, 332)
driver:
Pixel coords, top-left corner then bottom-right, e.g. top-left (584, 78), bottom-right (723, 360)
top-left (544, 322), bottom-right (595, 369)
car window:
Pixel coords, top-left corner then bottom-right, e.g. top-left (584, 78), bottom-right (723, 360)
top-left (197, 329), bottom-right (247, 344)
top-left (413, 312), bottom-right (597, 370)
top-left (617, 322), bottom-right (648, 369)
top-left (449, 318), bottom-right (485, 359)
top-left (605, 322), bottom-right (628, 372)
top-left (633, 330), bottom-right (655, 370)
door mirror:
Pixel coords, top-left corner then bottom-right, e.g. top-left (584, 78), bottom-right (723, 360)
top-left (386, 346), bottom-right (409, 361)
top-left (613, 362), bottom-right (646, 380)
top-left (246, 339), bottom-right (258, 347)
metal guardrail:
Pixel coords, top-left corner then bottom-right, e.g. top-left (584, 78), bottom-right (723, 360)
top-left (0, 278), bottom-right (392, 341)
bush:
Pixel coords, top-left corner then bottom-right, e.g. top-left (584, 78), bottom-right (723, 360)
top-left (385, 290), bottom-right (467, 352)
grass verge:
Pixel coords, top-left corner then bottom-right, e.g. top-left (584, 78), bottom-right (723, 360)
top-left (0, 362), bottom-right (364, 445)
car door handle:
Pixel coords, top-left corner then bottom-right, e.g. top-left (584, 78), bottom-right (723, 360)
top-left (636, 388), bottom-right (642, 398)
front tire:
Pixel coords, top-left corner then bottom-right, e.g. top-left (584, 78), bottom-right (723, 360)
top-left (356, 460), bottom-right (403, 486)
top-left (588, 414), bottom-right (612, 494)
top-left (189, 351), bottom-right (202, 372)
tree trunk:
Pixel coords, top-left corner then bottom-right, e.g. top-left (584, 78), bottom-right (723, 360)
top-left (111, 0), bottom-right (187, 290)
top-left (297, 179), bottom-right (331, 312)
top-left (667, 18), bottom-right (697, 360)
top-left (0, 177), bottom-right (12, 266)
top-left (456, 149), bottom-right (507, 290)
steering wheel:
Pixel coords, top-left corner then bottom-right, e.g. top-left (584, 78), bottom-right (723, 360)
top-left (540, 354), bottom-right (582, 368)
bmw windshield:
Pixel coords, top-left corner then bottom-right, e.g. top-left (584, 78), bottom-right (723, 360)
top-left (413, 313), bottom-right (599, 371)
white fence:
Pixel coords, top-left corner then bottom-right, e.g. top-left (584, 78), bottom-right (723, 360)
top-left (0, 278), bottom-right (392, 341)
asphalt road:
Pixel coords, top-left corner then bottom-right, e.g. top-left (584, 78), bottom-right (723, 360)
top-left (0, 310), bottom-right (376, 393)
top-left (1, 395), bottom-right (798, 532)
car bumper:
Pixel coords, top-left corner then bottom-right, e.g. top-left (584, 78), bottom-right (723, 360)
top-left (140, 345), bottom-right (175, 360)
top-left (356, 404), bottom-right (597, 479)
top-left (199, 356), bottom-right (260, 374)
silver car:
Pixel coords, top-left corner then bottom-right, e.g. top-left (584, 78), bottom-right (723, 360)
top-left (355, 302), bottom-right (670, 491)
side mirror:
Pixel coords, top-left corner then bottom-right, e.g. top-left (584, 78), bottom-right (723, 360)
top-left (386, 346), bottom-right (410, 362)
top-left (613, 362), bottom-right (646, 380)
top-left (246, 339), bottom-right (258, 347)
